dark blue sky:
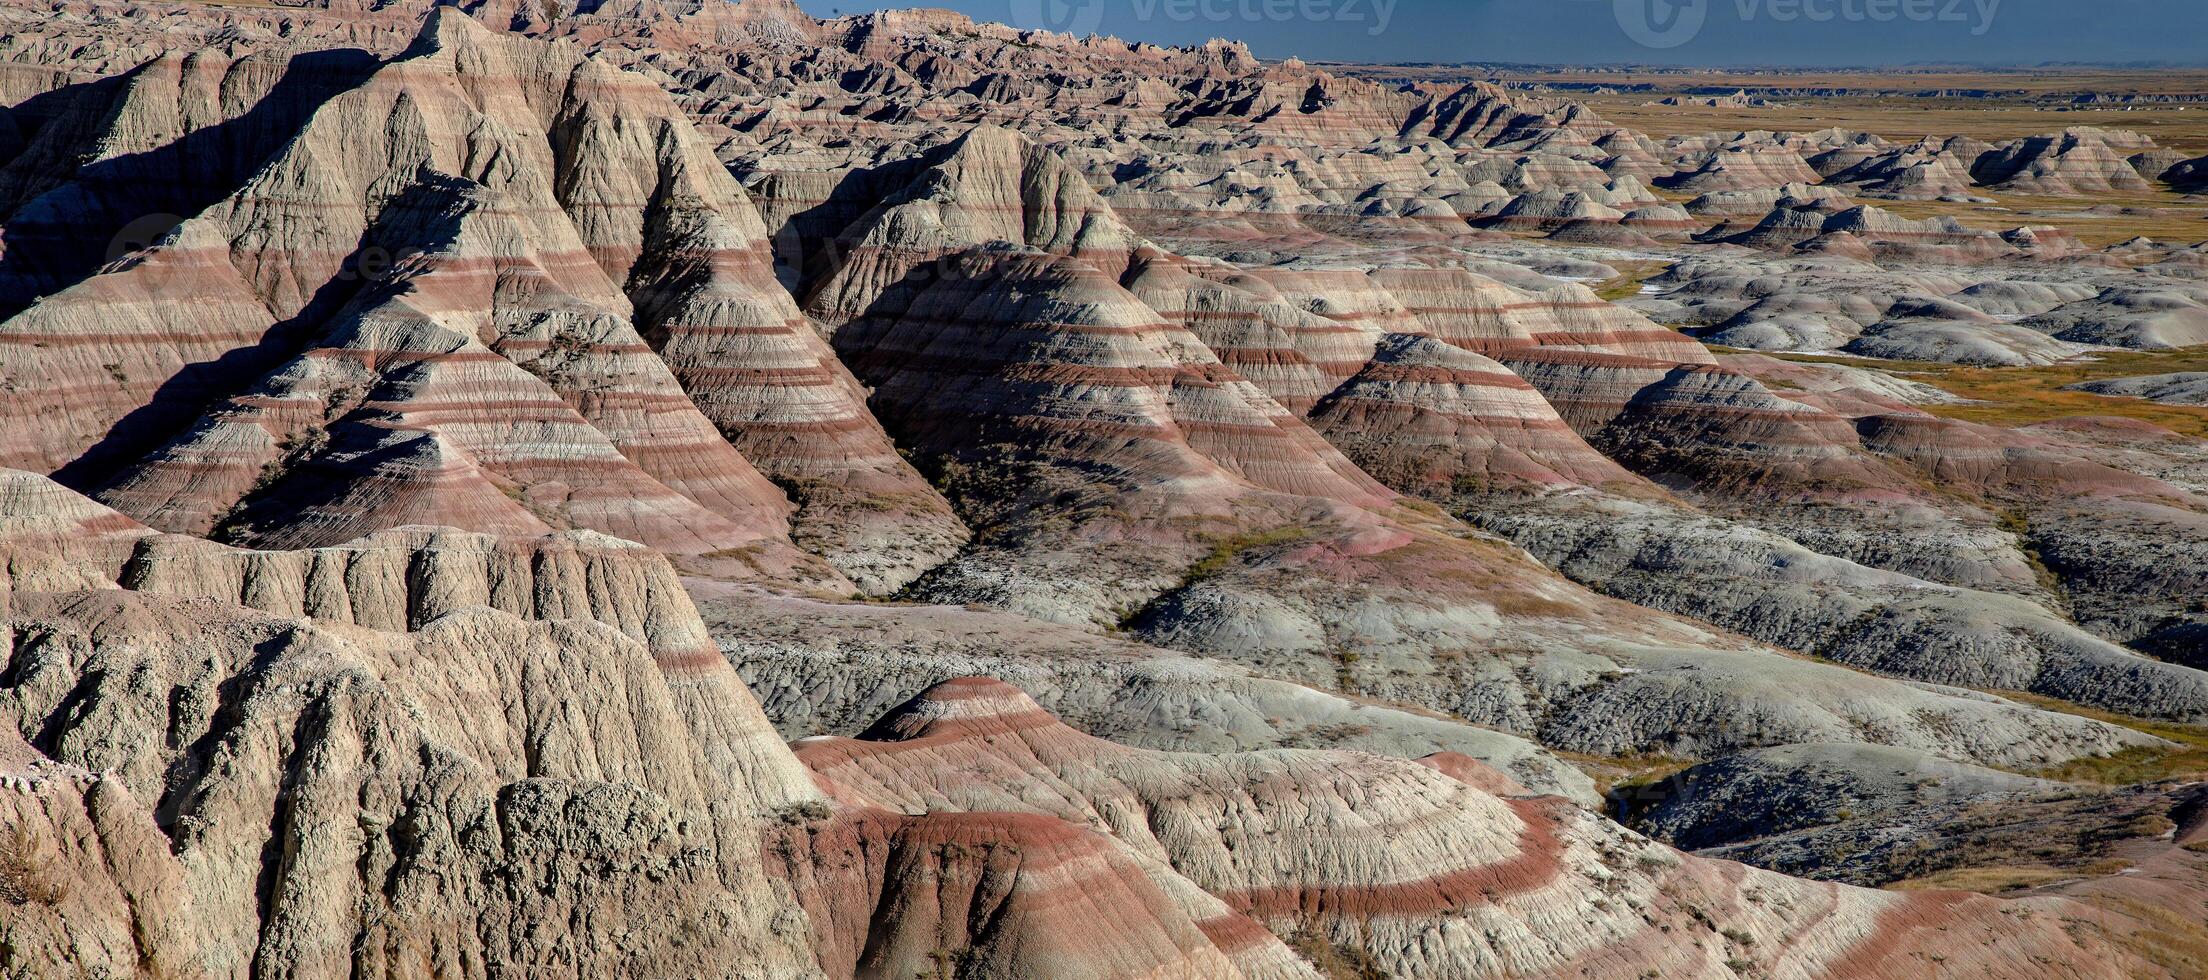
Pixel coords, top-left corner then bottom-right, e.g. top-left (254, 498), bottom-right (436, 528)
top-left (794, 0), bottom-right (2208, 67)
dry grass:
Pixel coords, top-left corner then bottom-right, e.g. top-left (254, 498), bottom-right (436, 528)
top-left (1586, 94), bottom-right (2208, 152)
top-left (1507, 70), bottom-right (2208, 248)
top-left (2034, 745), bottom-right (2208, 788)
top-left (1288, 932), bottom-right (1389, 980)
top-left (2094, 896), bottom-right (2208, 978)
top-left (1486, 590), bottom-right (1591, 619)
top-left (1184, 525), bottom-right (1318, 583)
top-left (1560, 751), bottom-right (1698, 798)
top-left (0, 823), bottom-right (69, 908)
top-left (1733, 347), bottom-right (2208, 439)
top-left (1999, 691), bottom-right (2208, 787)
top-left (1536, 66), bottom-right (2208, 151)
top-left (1593, 260), bottom-right (1674, 302)
top-left (1887, 863), bottom-right (2078, 894)
top-left (1875, 191), bottom-right (2208, 248)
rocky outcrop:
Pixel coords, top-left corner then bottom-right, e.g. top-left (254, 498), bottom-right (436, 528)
top-left (2, 468), bottom-right (763, 678)
top-left (1366, 263), bottom-right (1710, 363)
top-left (1297, 341), bottom-right (2208, 722)
top-left (5, 5), bottom-right (2208, 977)
top-left (1122, 248), bottom-right (1370, 413)
top-left (828, 240), bottom-right (1459, 629)
top-left (1686, 181), bottom-right (1853, 216)
top-left (1, 583), bottom-right (829, 978)
top-left (792, 677), bottom-right (2194, 978)
top-left (617, 81), bottom-right (966, 591)
top-left (1710, 203), bottom-right (2016, 263)
top-left (1660, 146), bottom-right (1824, 193)
top-left (2022, 285), bottom-right (2208, 349)
top-left (2069, 372), bottom-right (2208, 406)
top-left (1309, 333), bottom-right (1644, 493)
top-left (0, 12), bottom-right (844, 578)
top-left (801, 125), bottom-right (1141, 328)
top-left (1627, 743), bottom-right (2070, 855)
top-left (1973, 127), bottom-right (2161, 195)
top-left (2166, 154), bottom-right (2208, 192)
top-left (1820, 138), bottom-right (1988, 201)
top-left (1627, 743), bottom-right (2206, 897)
top-left (1475, 490), bottom-right (2208, 720)
top-left (767, 806), bottom-right (1310, 980)
top-left (699, 583), bottom-right (1599, 802)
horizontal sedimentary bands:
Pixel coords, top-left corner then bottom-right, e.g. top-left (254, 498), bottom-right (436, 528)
top-left (0, 2), bottom-right (2205, 977)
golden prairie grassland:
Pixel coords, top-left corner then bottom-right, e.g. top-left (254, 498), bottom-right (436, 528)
top-left (1886, 864), bottom-right (2085, 894)
top-left (1730, 347), bottom-right (2208, 439)
top-left (1585, 93), bottom-right (2208, 151)
top-left (1557, 70), bottom-right (2208, 245)
top-left (1592, 260), bottom-right (1675, 301)
top-left (1875, 191), bottom-right (2208, 248)
top-left (2000, 691), bottom-right (2208, 787)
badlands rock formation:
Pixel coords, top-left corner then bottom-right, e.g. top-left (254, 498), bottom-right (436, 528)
top-left (793, 678), bottom-right (2206, 978)
top-left (3, 0), bottom-right (2207, 976)
top-left (1626, 743), bottom-right (2208, 893)
top-left (2071, 372), bottom-right (2208, 405)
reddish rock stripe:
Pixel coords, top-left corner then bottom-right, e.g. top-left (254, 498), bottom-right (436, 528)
top-left (0, 330), bottom-right (273, 347)
top-left (654, 323), bottom-right (816, 337)
top-left (1352, 364), bottom-right (1538, 389)
top-left (771, 808), bottom-right (1253, 979)
top-left (1820, 891), bottom-right (1981, 979)
top-left (1193, 915), bottom-right (1281, 955)
top-left (1215, 797), bottom-right (1565, 919)
top-left (643, 366), bottom-right (840, 384)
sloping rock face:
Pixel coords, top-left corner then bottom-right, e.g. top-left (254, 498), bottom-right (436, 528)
top-left (3, 597), bottom-right (833, 978)
top-left (1710, 203), bottom-right (2018, 263)
top-left (0, 46), bottom-right (378, 317)
top-left (0, 496), bottom-right (833, 976)
top-left (0, 476), bottom-right (1306, 979)
top-left (703, 584), bottom-right (1601, 803)
top-left (6, 473), bottom-right (2167, 980)
top-left (2167, 154), bottom-right (2208, 192)
top-left (1628, 743), bottom-right (2069, 855)
top-left (6, 0), bottom-right (2162, 763)
top-left (770, 149), bottom-right (2187, 760)
top-left (4, 3), bottom-right (2208, 977)
top-left (799, 124), bottom-right (1143, 327)
top-left (2022, 285), bottom-right (2208, 349)
top-left (1818, 138), bottom-right (1989, 201)
top-left (791, 678), bottom-right (2197, 979)
top-left (1621, 252), bottom-right (2208, 648)
top-left (1625, 743), bottom-right (2208, 899)
top-left (1973, 127), bottom-right (2160, 195)
top-left (1661, 146), bottom-right (1825, 193)
top-left (769, 809), bottom-right (1315, 980)
top-left (1310, 333), bottom-right (1644, 492)
top-left (824, 242), bottom-right (1398, 624)
top-left (628, 172), bottom-right (966, 591)
top-left (0, 10), bottom-right (888, 586)
top-left (1325, 359), bottom-right (2208, 722)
